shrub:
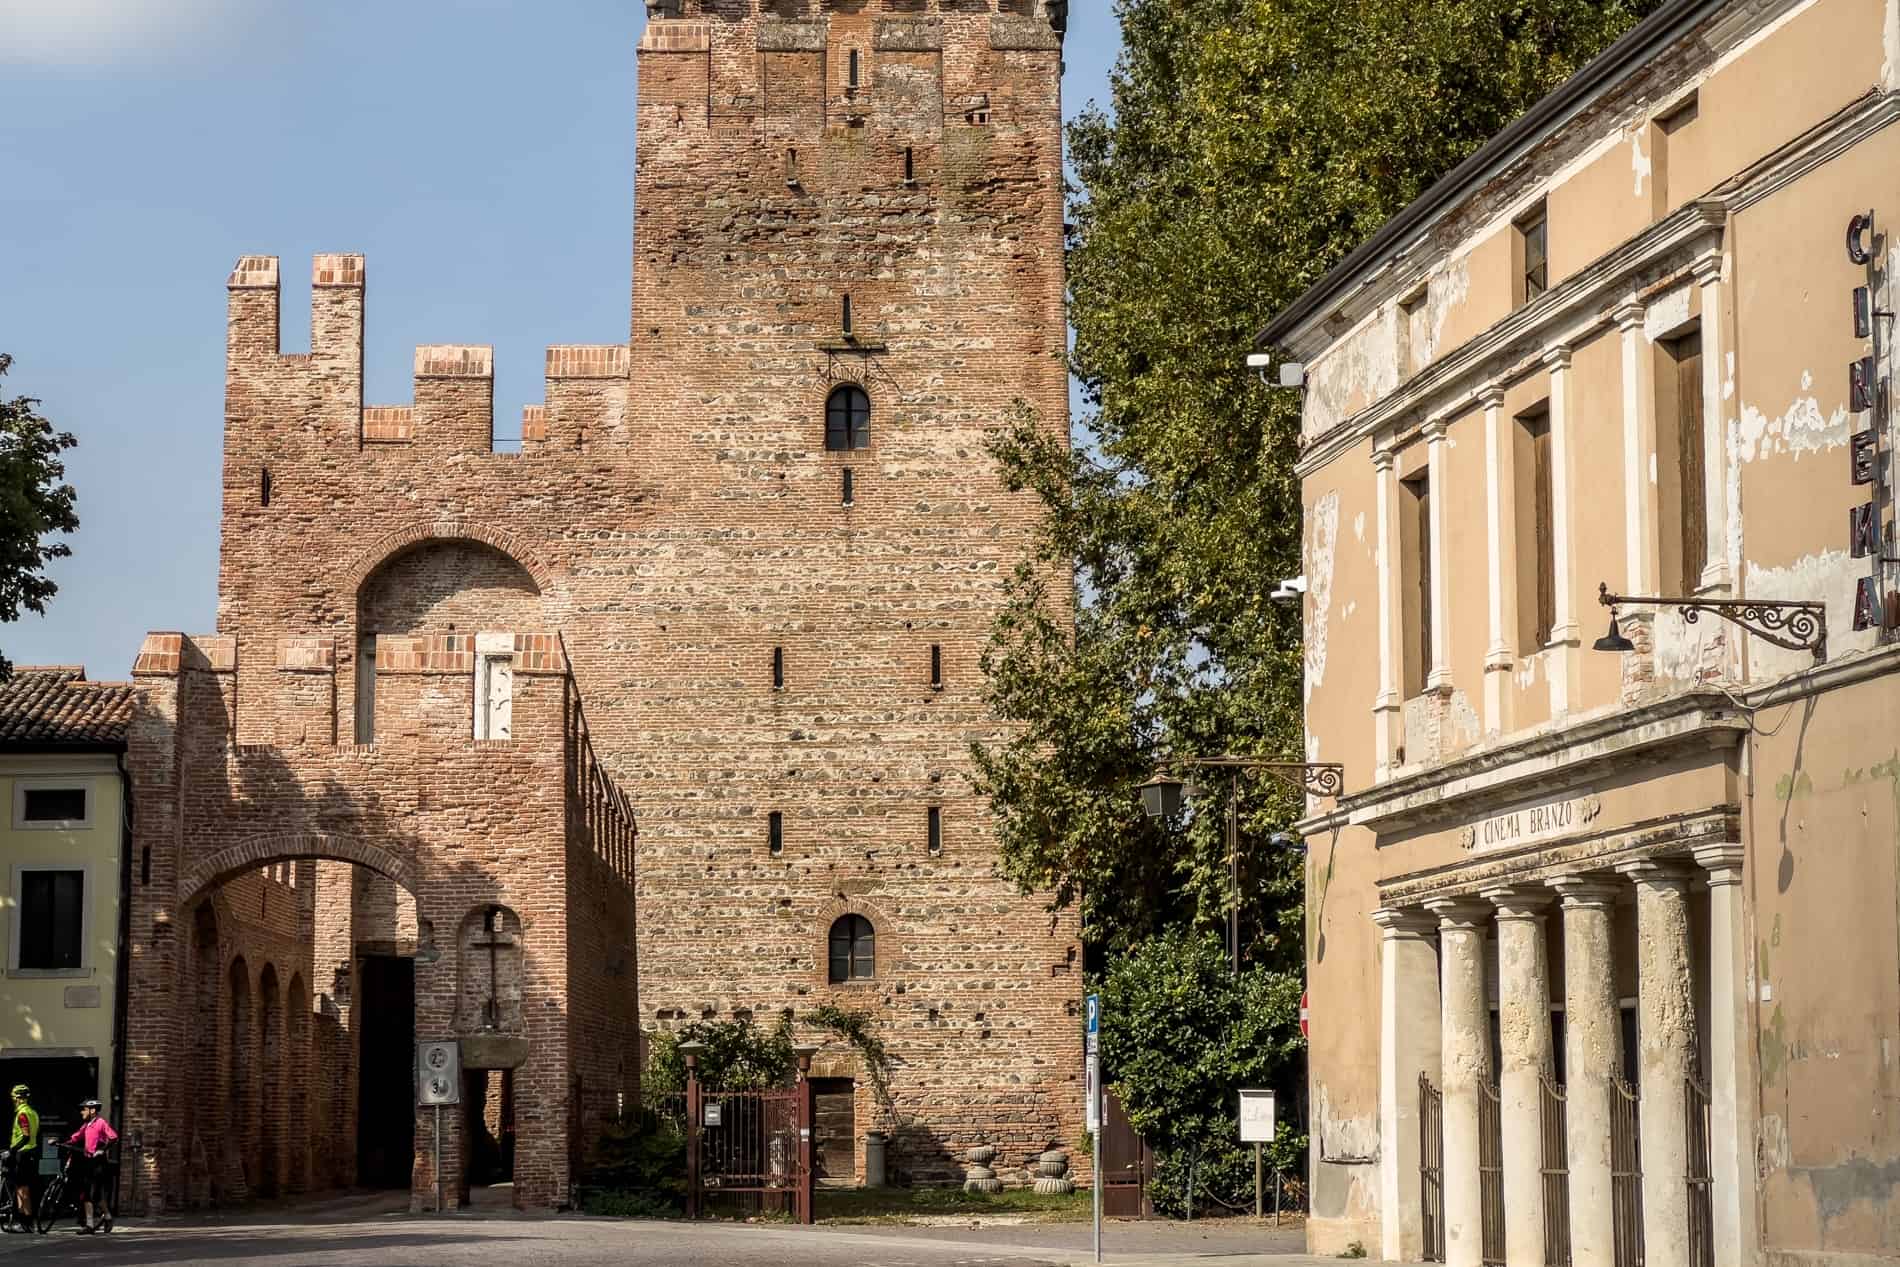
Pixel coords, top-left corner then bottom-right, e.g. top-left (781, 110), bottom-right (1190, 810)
top-left (1096, 928), bottom-right (1305, 1216)
top-left (645, 1014), bottom-right (796, 1093)
top-left (584, 1106), bottom-right (688, 1215)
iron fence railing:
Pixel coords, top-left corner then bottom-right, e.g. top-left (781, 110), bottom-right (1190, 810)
top-left (1540, 1074), bottom-right (1572, 1266)
top-left (1479, 1078), bottom-right (1505, 1267)
top-left (1419, 1073), bottom-right (1445, 1262)
top-left (1612, 1077), bottom-right (1644, 1267)
top-left (1686, 1073), bottom-right (1714, 1267)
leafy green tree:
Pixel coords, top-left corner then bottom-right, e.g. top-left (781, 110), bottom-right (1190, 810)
top-left (644, 1015), bottom-right (796, 1094)
top-left (1096, 930), bottom-right (1304, 1215)
top-left (0, 354), bottom-right (79, 679)
top-left (976, 0), bottom-right (1659, 956)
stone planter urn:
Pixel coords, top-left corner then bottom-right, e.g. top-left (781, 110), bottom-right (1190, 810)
top-left (963, 1144), bottom-right (1002, 1194)
top-left (1032, 1148), bottom-right (1075, 1195)
top-left (863, 1131), bottom-right (888, 1189)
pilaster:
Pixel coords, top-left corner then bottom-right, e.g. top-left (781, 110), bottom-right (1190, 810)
top-left (1373, 447), bottom-right (1404, 776)
top-left (1479, 382), bottom-right (1516, 736)
top-left (1543, 345), bottom-right (1583, 716)
top-left (1694, 843), bottom-right (1759, 1267)
top-left (1423, 418), bottom-right (1453, 692)
top-left (1692, 254), bottom-right (1730, 593)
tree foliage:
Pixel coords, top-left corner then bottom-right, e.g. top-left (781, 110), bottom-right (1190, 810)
top-left (644, 1015), bottom-right (796, 1094)
top-left (975, 0), bottom-right (1659, 953)
top-left (1097, 930), bottom-right (1304, 1215)
top-left (0, 354), bottom-right (79, 679)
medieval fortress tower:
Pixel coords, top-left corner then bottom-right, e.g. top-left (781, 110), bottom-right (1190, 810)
top-left (118, 0), bottom-right (1078, 1211)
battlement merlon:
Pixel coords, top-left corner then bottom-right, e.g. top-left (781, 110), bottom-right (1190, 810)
top-left (226, 255), bottom-right (628, 452)
top-left (640, 0), bottom-right (1066, 32)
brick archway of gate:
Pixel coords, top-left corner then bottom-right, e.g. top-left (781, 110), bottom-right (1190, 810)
top-left (176, 833), bottom-right (418, 912)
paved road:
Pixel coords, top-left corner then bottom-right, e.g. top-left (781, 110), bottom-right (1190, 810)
top-left (0, 1215), bottom-right (1377, 1266)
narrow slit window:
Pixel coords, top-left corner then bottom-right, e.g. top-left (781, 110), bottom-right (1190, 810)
top-left (927, 806), bottom-right (942, 855)
top-left (903, 147), bottom-right (915, 184)
top-left (773, 646), bottom-right (785, 690)
top-left (786, 147), bottom-right (799, 186)
top-left (355, 635), bottom-right (377, 745)
top-left (842, 468), bottom-right (855, 506)
top-left (929, 643), bottom-right (942, 690)
top-left (841, 293), bottom-right (854, 337)
top-left (769, 811), bottom-right (783, 856)
top-left (260, 466), bottom-right (272, 507)
top-left (847, 49), bottom-right (861, 91)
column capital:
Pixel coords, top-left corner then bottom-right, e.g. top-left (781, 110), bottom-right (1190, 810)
top-left (1549, 874), bottom-right (1622, 908)
top-left (1691, 253), bottom-right (1723, 287)
top-left (1692, 842), bottom-right (1745, 886)
top-left (1424, 895), bottom-right (1491, 930)
top-left (1616, 857), bottom-right (1694, 890)
top-left (1612, 300), bottom-right (1646, 331)
top-left (1481, 885), bottom-right (1553, 920)
top-left (1372, 446), bottom-right (1397, 473)
top-left (1421, 415), bottom-right (1451, 443)
top-left (1540, 343), bottom-right (1573, 372)
top-left (1371, 907), bottom-right (1439, 940)
top-left (1476, 381), bottom-right (1507, 409)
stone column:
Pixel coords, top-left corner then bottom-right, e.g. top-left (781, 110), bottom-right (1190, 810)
top-left (1619, 858), bottom-right (1697, 1267)
top-left (1479, 382), bottom-right (1516, 736)
top-left (1694, 843), bottom-right (1759, 1266)
top-left (1485, 886), bottom-right (1553, 1266)
top-left (1614, 299), bottom-right (1659, 595)
top-left (1428, 898), bottom-right (1490, 1267)
top-left (1374, 908), bottom-right (1443, 1262)
top-left (1373, 448), bottom-right (1404, 776)
top-left (1424, 417), bottom-right (1453, 691)
top-left (1543, 345), bottom-right (1582, 716)
top-left (1693, 254), bottom-right (1729, 592)
top-left (1550, 875), bottom-right (1623, 1267)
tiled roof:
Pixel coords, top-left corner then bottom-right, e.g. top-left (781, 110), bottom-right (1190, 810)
top-left (0, 667), bottom-right (135, 749)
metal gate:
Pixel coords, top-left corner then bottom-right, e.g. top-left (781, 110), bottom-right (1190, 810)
top-left (1418, 1073), bottom-right (1445, 1262)
top-left (683, 1073), bottom-right (815, 1222)
top-left (1686, 1074), bottom-right (1714, 1267)
top-left (1611, 1077), bottom-right (1644, 1267)
top-left (1541, 1074), bottom-right (1572, 1266)
top-left (1479, 1079), bottom-right (1505, 1267)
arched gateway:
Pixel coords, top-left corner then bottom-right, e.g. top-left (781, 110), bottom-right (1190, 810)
top-left (124, 615), bottom-right (638, 1214)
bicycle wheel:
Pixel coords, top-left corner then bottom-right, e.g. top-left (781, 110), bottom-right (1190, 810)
top-left (34, 1175), bottom-right (66, 1235)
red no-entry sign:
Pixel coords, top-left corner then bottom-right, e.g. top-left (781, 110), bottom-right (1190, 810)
top-left (1299, 991), bottom-right (1310, 1039)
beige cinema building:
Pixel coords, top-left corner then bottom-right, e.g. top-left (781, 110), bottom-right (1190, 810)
top-left (1262, 1), bottom-right (1900, 1263)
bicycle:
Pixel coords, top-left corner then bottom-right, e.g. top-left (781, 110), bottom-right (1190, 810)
top-left (35, 1143), bottom-right (87, 1235)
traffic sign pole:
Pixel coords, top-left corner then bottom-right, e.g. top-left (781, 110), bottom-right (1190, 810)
top-left (1087, 992), bottom-right (1102, 1264)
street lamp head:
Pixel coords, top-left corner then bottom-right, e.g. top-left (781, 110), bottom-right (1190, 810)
top-left (1269, 831), bottom-right (1305, 853)
top-left (1138, 773), bottom-right (1185, 820)
top-left (1593, 610), bottom-right (1636, 654)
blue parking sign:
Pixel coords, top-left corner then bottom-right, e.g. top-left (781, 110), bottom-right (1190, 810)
top-left (1086, 992), bottom-right (1100, 1036)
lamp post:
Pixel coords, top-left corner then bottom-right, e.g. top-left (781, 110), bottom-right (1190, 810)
top-left (1138, 757), bottom-right (1345, 975)
top-left (1594, 580), bottom-right (1828, 660)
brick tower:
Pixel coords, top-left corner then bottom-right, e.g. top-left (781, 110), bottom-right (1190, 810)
top-left (622, 0), bottom-right (1080, 1183)
top-left (119, 0), bottom-right (1078, 1214)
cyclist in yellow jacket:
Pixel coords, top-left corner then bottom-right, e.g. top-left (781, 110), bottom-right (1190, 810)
top-left (5, 1085), bottom-right (39, 1227)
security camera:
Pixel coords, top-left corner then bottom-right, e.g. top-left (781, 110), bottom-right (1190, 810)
top-left (1271, 575), bottom-right (1307, 603)
top-left (1270, 831), bottom-right (1305, 853)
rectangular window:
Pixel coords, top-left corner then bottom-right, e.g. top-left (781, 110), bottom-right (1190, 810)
top-left (475, 652), bottom-right (513, 741)
top-left (929, 644), bottom-right (942, 690)
top-left (1516, 203), bottom-right (1548, 306)
top-left (773, 646), bottom-right (785, 690)
top-left (19, 787), bottom-right (86, 825)
top-left (16, 869), bottom-right (83, 972)
top-left (1400, 470), bottom-right (1432, 696)
top-left (768, 811), bottom-right (783, 856)
top-left (1515, 406), bottom-right (1555, 649)
top-left (927, 806), bottom-right (942, 855)
top-left (1656, 332), bottom-right (1706, 594)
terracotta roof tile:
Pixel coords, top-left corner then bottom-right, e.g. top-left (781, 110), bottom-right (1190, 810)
top-left (0, 668), bottom-right (135, 748)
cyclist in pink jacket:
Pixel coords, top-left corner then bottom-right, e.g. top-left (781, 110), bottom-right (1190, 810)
top-left (64, 1101), bottom-right (115, 1234)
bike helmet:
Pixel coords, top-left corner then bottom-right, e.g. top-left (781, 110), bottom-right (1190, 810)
top-left (8, 1086), bottom-right (26, 1101)
top-left (79, 1100), bottom-right (101, 1110)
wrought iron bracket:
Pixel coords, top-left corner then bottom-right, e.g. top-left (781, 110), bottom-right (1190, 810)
top-left (1176, 755), bottom-right (1346, 799)
top-left (1598, 581), bottom-right (1827, 661)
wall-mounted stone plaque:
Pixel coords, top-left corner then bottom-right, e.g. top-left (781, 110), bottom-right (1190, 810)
top-left (1459, 794), bottom-right (1602, 853)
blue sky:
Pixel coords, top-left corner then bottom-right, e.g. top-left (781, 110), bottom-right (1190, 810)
top-left (1, 2), bottom-right (1121, 678)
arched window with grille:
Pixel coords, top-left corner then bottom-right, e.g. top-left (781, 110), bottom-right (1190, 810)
top-left (827, 914), bottom-right (875, 983)
top-left (825, 385), bottom-right (871, 451)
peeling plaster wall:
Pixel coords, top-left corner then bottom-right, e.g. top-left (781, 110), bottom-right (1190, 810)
top-left (1303, 438), bottom-right (1382, 782)
top-left (1305, 308), bottom-right (1402, 440)
top-left (1748, 674), bottom-right (1900, 1258)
